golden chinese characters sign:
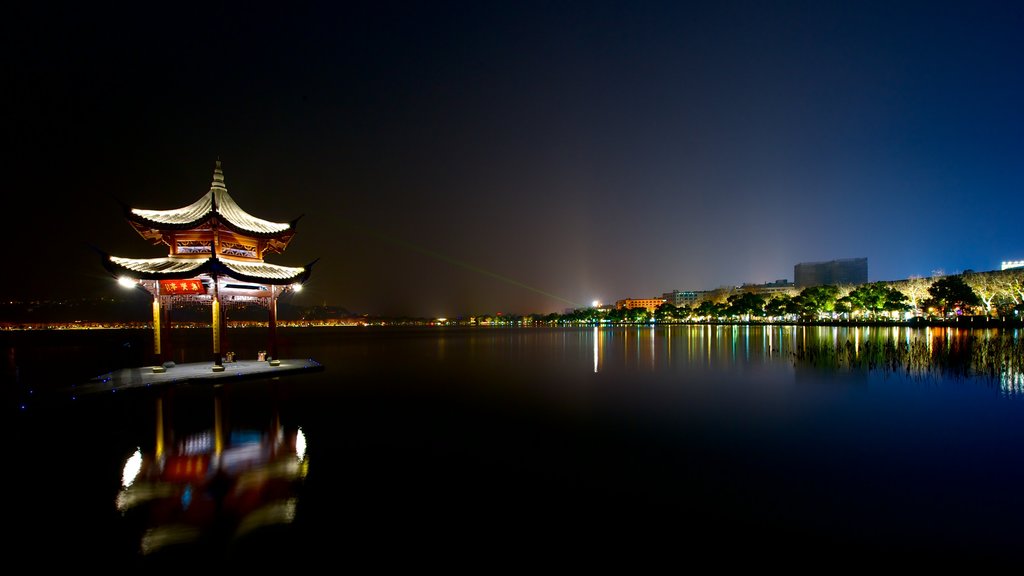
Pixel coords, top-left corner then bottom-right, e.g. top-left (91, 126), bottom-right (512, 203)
top-left (160, 279), bottom-right (206, 295)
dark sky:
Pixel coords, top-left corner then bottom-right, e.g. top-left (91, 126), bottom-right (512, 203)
top-left (7, 1), bottom-right (1023, 317)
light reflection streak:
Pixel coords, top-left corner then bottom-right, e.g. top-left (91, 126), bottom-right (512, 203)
top-left (667, 325), bottom-right (673, 367)
top-left (1003, 369), bottom-right (1024, 396)
top-left (122, 448), bottom-right (143, 488)
top-left (649, 325), bottom-right (655, 371)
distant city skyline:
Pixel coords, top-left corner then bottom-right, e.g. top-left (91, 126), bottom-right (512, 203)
top-left (7, 2), bottom-right (1022, 317)
top-left (5, 254), bottom-right (1015, 320)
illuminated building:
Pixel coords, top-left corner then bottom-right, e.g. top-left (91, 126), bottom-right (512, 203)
top-left (1002, 260), bottom-right (1024, 271)
top-left (794, 257), bottom-right (867, 288)
top-left (97, 160), bottom-right (317, 368)
top-left (662, 290), bottom-right (706, 307)
top-left (741, 279), bottom-right (796, 296)
top-left (615, 298), bottom-right (667, 312)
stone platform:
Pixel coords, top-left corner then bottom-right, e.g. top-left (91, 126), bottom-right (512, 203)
top-left (69, 358), bottom-right (324, 397)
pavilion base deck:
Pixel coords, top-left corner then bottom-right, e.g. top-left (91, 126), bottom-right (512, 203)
top-left (72, 358), bottom-right (324, 396)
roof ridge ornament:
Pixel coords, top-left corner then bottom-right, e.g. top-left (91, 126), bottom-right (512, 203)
top-left (210, 159), bottom-right (225, 213)
top-left (211, 159), bottom-right (226, 190)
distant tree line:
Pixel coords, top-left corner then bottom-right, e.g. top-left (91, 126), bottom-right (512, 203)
top-left (474, 268), bottom-right (1024, 326)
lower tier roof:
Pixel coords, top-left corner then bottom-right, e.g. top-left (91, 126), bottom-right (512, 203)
top-left (102, 254), bottom-right (316, 285)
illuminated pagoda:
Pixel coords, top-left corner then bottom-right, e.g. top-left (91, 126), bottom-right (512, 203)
top-left (100, 160), bottom-right (316, 370)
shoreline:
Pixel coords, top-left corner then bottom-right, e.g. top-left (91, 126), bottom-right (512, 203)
top-left (2, 317), bottom-right (1021, 331)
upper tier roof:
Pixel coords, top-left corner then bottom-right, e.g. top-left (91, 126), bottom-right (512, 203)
top-left (125, 161), bottom-right (298, 238)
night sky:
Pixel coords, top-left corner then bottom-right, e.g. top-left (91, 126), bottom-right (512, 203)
top-left (7, 1), bottom-right (1023, 317)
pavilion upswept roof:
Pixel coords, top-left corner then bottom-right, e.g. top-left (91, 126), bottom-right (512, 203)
top-left (103, 254), bottom-right (317, 285)
top-left (125, 161), bottom-right (300, 239)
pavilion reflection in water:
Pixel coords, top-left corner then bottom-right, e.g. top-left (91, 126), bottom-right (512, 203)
top-left (115, 383), bottom-right (308, 559)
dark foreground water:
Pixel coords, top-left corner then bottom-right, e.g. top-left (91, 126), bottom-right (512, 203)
top-left (3, 325), bottom-right (1023, 568)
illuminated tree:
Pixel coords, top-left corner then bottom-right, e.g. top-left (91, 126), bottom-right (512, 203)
top-left (654, 302), bottom-right (680, 323)
top-left (891, 276), bottom-right (932, 315)
top-left (834, 294), bottom-right (855, 318)
top-left (998, 269), bottom-right (1024, 307)
top-left (701, 287), bottom-right (734, 305)
top-left (764, 295), bottom-right (796, 320)
top-left (726, 292), bottom-right (765, 320)
top-left (925, 275), bottom-right (981, 317)
top-left (841, 282), bottom-right (910, 319)
top-left (835, 283), bottom-right (856, 301)
top-left (627, 306), bottom-right (652, 323)
top-left (883, 287), bottom-right (912, 318)
top-left (794, 285), bottom-right (840, 320)
top-left (695, 300), bottom-right (725, 320)
top-left (963, 271), bottom-right (1000, 316)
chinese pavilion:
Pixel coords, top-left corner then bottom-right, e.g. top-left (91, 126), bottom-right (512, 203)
top-left (99, 160), bottom-right (316, 371)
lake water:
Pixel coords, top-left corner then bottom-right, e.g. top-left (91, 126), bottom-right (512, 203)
top-left (4, 325), bottom-right (1023, 567)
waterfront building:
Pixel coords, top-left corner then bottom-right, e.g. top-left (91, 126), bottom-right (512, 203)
top-left (741, 279), bottom-right (796, 296)
top-left (794, 258), bottom-right (867, 288)
top-left (97, 160), bottom-right (316, 369)
top-left (615, 298), bottom-right (667, 312)
top-left (662, 290), bottom-right (706, 308)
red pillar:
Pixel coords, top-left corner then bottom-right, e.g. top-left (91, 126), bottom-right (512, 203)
top-left (212, 277), bottom-right (223, 366)
top-left (268, 290), bottom-right (279, 360)
top-left (160, 300), bottom-right (172, 364)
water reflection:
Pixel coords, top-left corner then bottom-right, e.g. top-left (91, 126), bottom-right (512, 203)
top-left (7, 326), bottom-right (1024, 564)
top-left (591, 325), bottom-right (799, 374)
top-left (114, 384), bottom-right (307, 562)
top-left (791, 326), bottom-right (1022, 388)
top-left (586, 325), bottom-right (1022, 393)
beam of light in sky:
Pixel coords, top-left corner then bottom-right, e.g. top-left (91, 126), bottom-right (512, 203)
top-left (352, 223), bottom-right (584, 309)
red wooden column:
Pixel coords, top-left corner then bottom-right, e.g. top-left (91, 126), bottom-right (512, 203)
top-left (160, 299), bottom-right (172, 364)
top-left (268, 285), bottom-right (279, 361)
top-left (212, 276), bottom-right (223, 367)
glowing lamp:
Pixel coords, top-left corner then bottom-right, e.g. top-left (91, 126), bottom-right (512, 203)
top-left (292, 283), bottom-right (303, 292)
top-left (118, 276), bottom-right (137, 289)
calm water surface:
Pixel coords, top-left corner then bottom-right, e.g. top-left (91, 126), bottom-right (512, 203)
top-left (4, 325), bottom-right (1023, 567)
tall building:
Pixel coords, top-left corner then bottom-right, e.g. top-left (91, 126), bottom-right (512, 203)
top-left (794, 258), bottom-right (867, 288)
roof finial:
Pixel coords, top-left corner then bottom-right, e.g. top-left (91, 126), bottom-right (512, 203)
top-left (212, 158), bottom-right (226, 190)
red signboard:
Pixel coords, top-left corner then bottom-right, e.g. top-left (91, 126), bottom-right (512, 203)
top-left (160, 279), bottom-right (206, 295)
top-left (163, 455), bottom-right (210, 481)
